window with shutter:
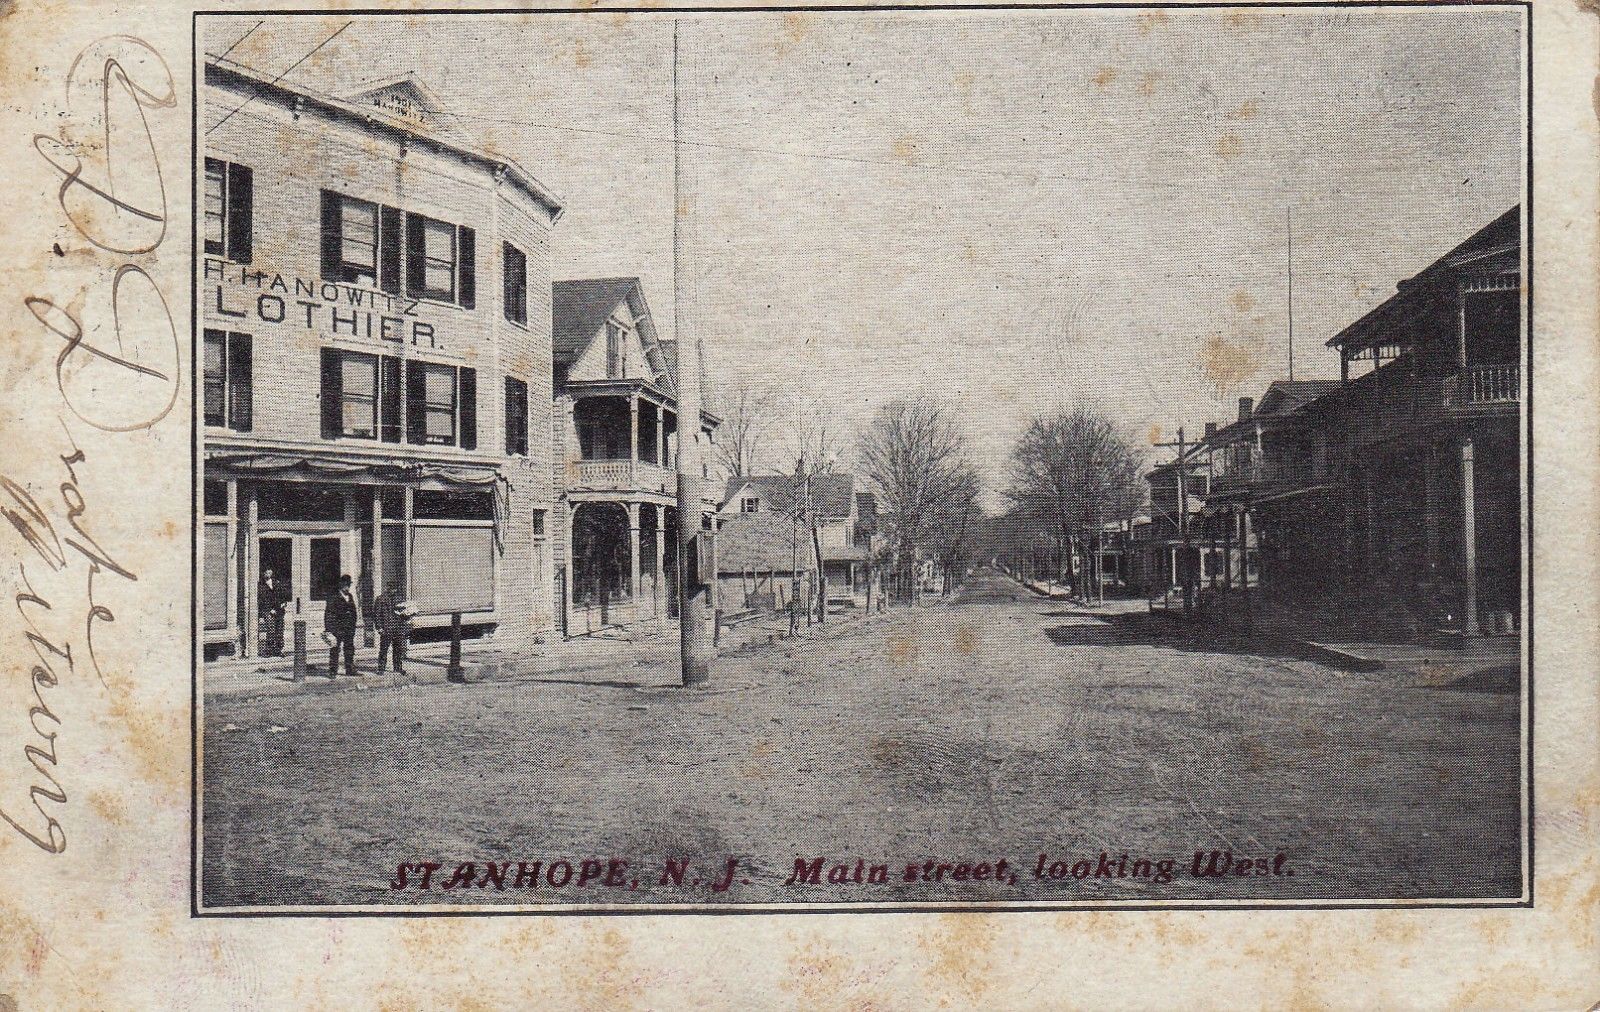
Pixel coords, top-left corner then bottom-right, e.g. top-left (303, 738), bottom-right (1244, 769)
top-left (504, 377), bottom-right (528, 455)
top-left (204, 329), bottom-right (252, 431)
top-left (202, 329), bottom-right (226, 426)
top-left (320, 190), bottom-right (389, 284)
top-left (205, 159), bottom-right (253, 262)
top-left (459, 367), bottom-right (477, 450)
top-left (421, 363), bottom-right (457, 445)
top-left (503, 243), bottom-right (527, 325)
top-left (380, 356), bottom-right (402, 442)
top-left (226, 331), bottom-right (253, 431)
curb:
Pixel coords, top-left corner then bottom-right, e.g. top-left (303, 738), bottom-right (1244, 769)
top-left (1143, 609), bottom-right (1386, 672)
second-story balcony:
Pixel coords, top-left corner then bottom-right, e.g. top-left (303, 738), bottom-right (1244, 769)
top-left (570, 458), bottom-right (675, 497)
top-left (1444, 363), bottom-right (1520, 411)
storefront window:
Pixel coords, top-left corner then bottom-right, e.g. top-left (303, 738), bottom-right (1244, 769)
top-left (203, 480), bottom-right (228, 517)
top-left (258, 482), bottom-right (346, 522)
top-left (413, 490), bottom-right (492, 521)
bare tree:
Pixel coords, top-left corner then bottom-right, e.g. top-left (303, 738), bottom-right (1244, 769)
top-left (858, 397), bottom-right (977, 602)
top-left (778, 402), bottom-right (847, 477)
top-left (713, 383), bottom-right (774, 479)
top-left (1005, 407), bottom-right (1144, 603)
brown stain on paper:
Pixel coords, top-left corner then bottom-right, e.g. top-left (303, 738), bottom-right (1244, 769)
top-left (1200, 331), bottom-right (1263, 395)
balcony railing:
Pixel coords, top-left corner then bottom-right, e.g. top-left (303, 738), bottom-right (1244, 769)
top-left (1207, 454), bottom-right (1312, 494)
top-left (573, 458), bottom-right (675, 495)
top-left (1450, 363), bottom-right (1520, 406)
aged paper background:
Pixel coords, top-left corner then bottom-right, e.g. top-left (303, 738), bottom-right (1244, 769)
top-left (0, 0), bottom-right (1595, 1006)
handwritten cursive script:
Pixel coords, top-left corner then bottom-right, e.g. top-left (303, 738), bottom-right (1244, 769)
top-left (0, 35), bottom-right (175, 853)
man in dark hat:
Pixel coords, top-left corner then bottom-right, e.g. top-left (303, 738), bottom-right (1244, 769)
top-left (324, 574), bottom-right (359, 678)
top-left (258, 568), bottom-right (289, 657)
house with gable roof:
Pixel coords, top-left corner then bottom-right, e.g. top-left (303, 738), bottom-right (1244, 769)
top-left (550, 278), bottom-right (721, 635)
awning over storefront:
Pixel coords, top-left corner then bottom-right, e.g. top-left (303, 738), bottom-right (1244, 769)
top-left (206, 453), bottom-right (509, 551)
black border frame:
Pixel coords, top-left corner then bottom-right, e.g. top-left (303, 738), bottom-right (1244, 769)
top-left (190, 1), bottom-right (1536, 918)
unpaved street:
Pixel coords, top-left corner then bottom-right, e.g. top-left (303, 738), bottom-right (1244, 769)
top-left (201, 570), bottom-right (1520, 907)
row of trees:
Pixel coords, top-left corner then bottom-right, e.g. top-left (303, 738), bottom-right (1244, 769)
top-left (999, 408), bottom-right (1145, 602)
top-left (714, 385), bottom-right (982, 601)
top-left (713, 383), bottom-right (1147, 604)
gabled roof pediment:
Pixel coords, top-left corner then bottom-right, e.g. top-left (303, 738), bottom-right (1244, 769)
top-left (339, 74), bottom-right (463, 137)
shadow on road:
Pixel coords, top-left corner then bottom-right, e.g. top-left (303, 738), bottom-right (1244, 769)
top-left (1043, 613), bottom-right (1321, 663)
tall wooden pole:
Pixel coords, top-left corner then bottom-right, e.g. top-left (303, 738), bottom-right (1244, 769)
top-left (1286, 206), bottom-right (1295, 382)
top-left (673, 20), bottom-right (713, 685)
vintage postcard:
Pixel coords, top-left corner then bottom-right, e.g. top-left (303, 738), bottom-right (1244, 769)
top-left (0, 1), bottom-right (1596, 1007)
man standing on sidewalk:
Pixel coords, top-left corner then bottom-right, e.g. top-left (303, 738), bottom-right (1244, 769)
top-left (324, 575), bottom-right (359, 678)
top-left (257, 568), bottom-right (288, 657)
top-left (374, 584), bottom-right (412, 675)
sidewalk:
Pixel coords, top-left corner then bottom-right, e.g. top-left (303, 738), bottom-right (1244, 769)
top-left (204, 598), bottom-right (900, 700)
top-left (1142, 594), bottom-right (1520, 687)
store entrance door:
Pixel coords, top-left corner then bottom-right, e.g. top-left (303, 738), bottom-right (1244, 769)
top-left (259, 533), bottom-right (344, 640)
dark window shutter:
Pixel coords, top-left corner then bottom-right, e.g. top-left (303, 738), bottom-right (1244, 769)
top-left (380, 355), bottom-right (402, 443)
top-left (503, 243), bottom-right (514, 322)
top-left (379, 206), bottom-right (403, 295)
top-left (405, 213), bottom-right (425, 295)
top-left (505, 376), bottom-right (529, 455)
top-left (320, 347), bottom-right (342, 439)
top-left (405, 360), bottom-right (426, 444)
top-left (227, 331), bottom-right (253, 432)
top-left (458, 226), bottom-right (476, 309)
top-left (226, 163), bottom-right (253, 264)
top-left (319, 190), bottom-right (341, 281)
top-left (458, 366), bottom-right (477, 450)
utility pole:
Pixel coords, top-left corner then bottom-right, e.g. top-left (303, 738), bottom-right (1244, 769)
top-left (1286, 206), bottom-right (1295, 382)
top-left (1153, 427), bottom-right (1194, 618)
top-left (673, 20), bottom-right (712, 686)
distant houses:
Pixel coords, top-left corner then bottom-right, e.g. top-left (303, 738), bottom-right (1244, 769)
top-left (1147, 207), bottom-right (1522, 638)
top-left (715, 473), bottom-right (879, 614)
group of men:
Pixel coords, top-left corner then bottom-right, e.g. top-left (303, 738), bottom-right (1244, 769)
top-left (257, 569), bottom-right (412, 678)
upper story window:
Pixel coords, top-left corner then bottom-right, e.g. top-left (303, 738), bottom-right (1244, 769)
top-left (339, 198), bottom-right (379, 285)
top-left (202, 329), bottom-right (252, 432)
top-left (340, 352), bottom-right (379, 438)
top-left (320, 190), bottom-right (475, 308)
top-left (740, 496), bottom-right (760, 514)
top-left (321, 347), bottom-right (402, 442)
top-left (503, 243), bottom-right (528, 325)
top-left (204, 158), bottom-right (253, 263)
top-left (605, 321), bottom-right (623, 378)
top-left (504, 376), bottom-right (529, 456)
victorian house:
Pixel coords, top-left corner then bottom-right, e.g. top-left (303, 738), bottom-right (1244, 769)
top-left (550, 278), bottom-right (720, 635)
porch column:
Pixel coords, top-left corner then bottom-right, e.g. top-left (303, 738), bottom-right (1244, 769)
top-left (1460, 435), bottom-right (1480, 635)
top-left (630, 395), bottom-right (640, 465)
top-left (1222, 506), bottom-right (1233, 591)
top-left (653, 505), bottom-right (666, 619)
top-left (656, 403), bottom-right (665, 468)
top-left (1364, 481), bottom-right (1378, 582)
top-left (402, 486), bottom-right (413, 598)
top-left (564, 503), bottom-right (576, 637)
top-left (628, 501), bottom-right (641, 603)
top-left (1422, 447), bottom-right (1440, 576)
top-left (372, 486), bottom-right (384, 605)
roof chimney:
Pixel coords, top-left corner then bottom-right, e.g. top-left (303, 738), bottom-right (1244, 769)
top-left (1238, 397), bottom-right (1253, 422)
top-left (1204, 421), bottom-right (1218, 438)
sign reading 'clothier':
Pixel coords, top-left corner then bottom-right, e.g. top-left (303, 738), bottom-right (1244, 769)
top-left (204, 257), bottom-right (444, 349)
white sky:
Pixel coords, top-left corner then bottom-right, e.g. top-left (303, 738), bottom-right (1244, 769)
top-left (207, 9), bottom-right (1525, 504)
